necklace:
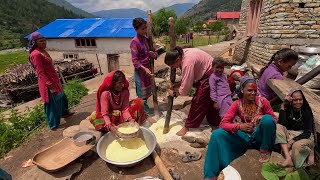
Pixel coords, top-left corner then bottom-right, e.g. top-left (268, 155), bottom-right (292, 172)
top-left (290, 109), bottom-right (302, 121)
top-left (111, 91), bottom-right (121, 105)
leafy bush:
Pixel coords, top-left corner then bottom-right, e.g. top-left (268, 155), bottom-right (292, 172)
top-left (63, 79), bottom-right (88, 107)
top-left (261, 162), bottom-right (317, 180)
top-left (0, 80), bottom-right (87, 157)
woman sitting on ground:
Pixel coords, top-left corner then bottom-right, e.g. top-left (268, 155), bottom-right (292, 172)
top-left (276, 88), bottom-right (315, 168)
top-left (204, 77), bottom-right (278, 180)
top-left (89, 70), bottom-right (147, 133)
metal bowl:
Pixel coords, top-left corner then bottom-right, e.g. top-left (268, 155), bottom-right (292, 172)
top-left (96, 127), bottom-right (156, 167)
top-left (296, 47), bottom-right (320, 55)
top-left (72, 131), bottom-right (95, 147)
top-left (116, 122), bottom-right (140, 139)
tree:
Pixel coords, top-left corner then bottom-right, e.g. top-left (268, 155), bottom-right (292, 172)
top-left (208, 20), bottom-right (225, 33)
top-left (193, 20), bottom-right (204, 32)
top-left (208, 20), bottom-right (225, 42)
top-left (175, 17), bottom-right (190, 35)
top-left (153, 9), bottom-right (177, 36)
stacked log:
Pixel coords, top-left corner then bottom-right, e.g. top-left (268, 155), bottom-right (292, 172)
top-left (0, 59), bottom-right (93, 107)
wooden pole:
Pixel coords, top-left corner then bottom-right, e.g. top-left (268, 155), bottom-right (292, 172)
top-left (95, 54), bottom-right (103, 75)
top-left (270, 64), bottom-right (320, 104)
top-left (163, 17), bottom-right (176, 134)
top-left (57, 66), bottom-right (66, 84)
top-left (147, 10), bottom-right (162, 118)
top-left (152, 151), bottom-right (173, 180)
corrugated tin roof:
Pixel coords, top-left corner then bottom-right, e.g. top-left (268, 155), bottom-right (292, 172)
top-left (216, 12), bottom-right (240, 19)
top-left (25, 18), bottom-right (137, 39)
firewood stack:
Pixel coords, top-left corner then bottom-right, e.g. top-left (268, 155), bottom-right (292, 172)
top-left (0, 59), bottom-right (93, 107)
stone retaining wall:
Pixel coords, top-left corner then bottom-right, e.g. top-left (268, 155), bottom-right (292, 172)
top-left (234, 0), bottom-right (320, 65)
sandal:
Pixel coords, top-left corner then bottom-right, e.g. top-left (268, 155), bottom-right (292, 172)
top-left (182, 151), bottom-right (202, 163)
top-left (181, 136), bottom-right (196, 143)
top-left (259, 152), bottom-right (270, 163)
top-left (169, 169), bottom-right (180, 180)
top-left (190, 143), bottom-right (206, 148)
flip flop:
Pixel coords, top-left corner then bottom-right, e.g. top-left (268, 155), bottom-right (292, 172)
top-left (181, 136), bottom-right (196, 143)
top-left (182, 151), bottom-right (202, 163)
top-left (190, 143), bottom-right (206, 148)
top-left (259, 152), bottom-right (270, 163)
top-left (169, 169), bottom-right (180, 180)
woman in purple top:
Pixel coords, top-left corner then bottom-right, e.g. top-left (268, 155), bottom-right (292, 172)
top-left (130, 18), bottom-right (157, 122)
top-left (258, 48), bottom-right (298, 100)
top-left (209, 57), bottom-right (233, 121)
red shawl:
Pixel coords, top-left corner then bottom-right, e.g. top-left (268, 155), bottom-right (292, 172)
top-left (96, 70), bottom-right (129, 113)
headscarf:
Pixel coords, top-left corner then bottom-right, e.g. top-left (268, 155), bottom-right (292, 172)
top-left (95, 70), bottom-right (129, 113)
top-left (238, 76), bottom-right (256, 99)
top-left (286, 88), bottom-right (316, 143)
top-left (286, 88), bottom-right (312, 113)
top-left (28, 32), bottom-right (45, 68)
top-left (28, 32), bottom-right (45, 54)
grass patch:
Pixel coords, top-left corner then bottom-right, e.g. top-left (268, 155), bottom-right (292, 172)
top-left (64, 79), bottom-right (88, 107)
top-left (164, 35), bottom-right (226, 50)
top-left (0, 79), bottom-right (88, 157)
top-left (0, 50), bottom-right (28, 73)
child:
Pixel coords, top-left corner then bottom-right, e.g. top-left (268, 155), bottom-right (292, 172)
top-left (209, 57), bottom-right (233, 121)
top-left (258, 48), bottom-right (298, 101)
top-left (130, 18), bottom-right (157, 123)
top-left (228, 69), bottom-right (245, 96)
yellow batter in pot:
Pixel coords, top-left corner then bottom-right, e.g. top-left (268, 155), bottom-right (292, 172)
top-left (106, 137), bottom-right (149, 162)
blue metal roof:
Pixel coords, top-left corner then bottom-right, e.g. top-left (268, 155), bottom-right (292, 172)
top-left (25, 18), bottom-right (137, 39)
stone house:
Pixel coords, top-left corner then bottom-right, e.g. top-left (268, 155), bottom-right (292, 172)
top-left (234, 0), bottom-right (320, 65)
top-left (26, 18), bottom-right (136, 73)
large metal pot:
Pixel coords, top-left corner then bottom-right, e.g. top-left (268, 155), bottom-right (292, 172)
top-left (96, 127), bottom-right (156, 167)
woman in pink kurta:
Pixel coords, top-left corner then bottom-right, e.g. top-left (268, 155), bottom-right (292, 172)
top-left (165, 47), bottom-right (215, 136)
top-left (204, 77), bottom-right (277, 180)
top-left (89, 70), bottom-right (146, 132)
top-left (28, 32), bottom-right (70, 129)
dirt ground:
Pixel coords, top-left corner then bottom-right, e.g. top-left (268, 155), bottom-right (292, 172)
top-left (0, 92), bottom-right (206, 180)
top-left (0, 41), bottom-right (249, 180)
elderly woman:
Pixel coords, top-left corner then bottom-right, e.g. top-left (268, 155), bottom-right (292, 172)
top-left (203, 77), bottom-right (277, 180)
top-left (28, 32), bottom-right (71, 129)
top-left (276, 88), bottom-right (315, 168)
top-left (165, 47), bottom-right (216, 136)
top-left (89, 70), bottom-right (146, 132)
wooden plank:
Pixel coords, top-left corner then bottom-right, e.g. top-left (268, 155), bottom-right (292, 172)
top-left (163, 17), bottom-right (177, 134)
top-left (147, 10), bottom-right (161, 118)
top-left (268, 79), bottom-right (320, 133)
top-left (246, 62), bottom-right (263, 76)
top-left (216, 36), bottom-right (251, 57)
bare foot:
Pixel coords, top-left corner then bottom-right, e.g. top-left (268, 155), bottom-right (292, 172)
top-left (259, 152), bottom-right (270, 163)
top-left (307, 150), bottom-right (315, 166)
top-left (279, 157), bottom-right (294, 167)
top-left (146, 117), bottom-right (157, 123)
top-left (176, 127), bottom-right (189, 136)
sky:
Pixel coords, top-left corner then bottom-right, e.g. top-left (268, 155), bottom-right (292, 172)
top-left (65, 0), bottom-right (200, 13)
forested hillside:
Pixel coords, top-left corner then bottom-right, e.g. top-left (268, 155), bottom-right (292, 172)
top-left (0, 0), bottom-right (82, 50)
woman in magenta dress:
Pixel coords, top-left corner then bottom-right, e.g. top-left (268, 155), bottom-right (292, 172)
top-left (28, 32), bottom-right (71, 129)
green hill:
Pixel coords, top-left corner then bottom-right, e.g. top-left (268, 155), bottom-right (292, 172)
top-left (0, 0), bottom-right (83, 50)
top-left (183, 0), bottom-right (242, 20)
top-left (47, 0), bottom-right (95, 17)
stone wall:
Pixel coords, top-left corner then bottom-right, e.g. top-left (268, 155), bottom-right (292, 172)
top-left (234, 0), bottom-right (320, 65)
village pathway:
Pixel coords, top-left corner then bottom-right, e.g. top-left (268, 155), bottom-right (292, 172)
top-left (0, 41), bottom-right (236, 179)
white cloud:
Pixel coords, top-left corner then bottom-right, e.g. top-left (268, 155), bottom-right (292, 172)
top-left (66, 0), bottom-right (200, 13)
